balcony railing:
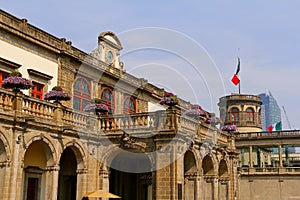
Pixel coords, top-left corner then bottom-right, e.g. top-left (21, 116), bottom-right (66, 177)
top-left (239, 166), bottom-right (300, 174)
top-left (237, 130), bottom-right (300, 138)
top-left (0, 88), bottom-right (229, 144)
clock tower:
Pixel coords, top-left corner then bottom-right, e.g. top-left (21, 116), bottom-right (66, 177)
top-left (90, 31), bottom-right (124, 71)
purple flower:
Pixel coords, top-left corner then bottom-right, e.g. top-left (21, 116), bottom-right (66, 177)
top-left (83, 103), bottom-right (108, 113)
top-left (221, 124), bottom-right (237, 131)
top-left (44, 90), bottom-right (71, 101)
top-left (205, 116), bottom-right (221, 125)
top-left (160, 92), bottom-right (178, 106)
top-left (2, 76), bottom-right (33, 90)
top-left (184, 109), bottom-right (204, 118)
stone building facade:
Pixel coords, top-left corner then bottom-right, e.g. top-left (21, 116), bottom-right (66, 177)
top-left (0, 9), bottom-right (239, 200)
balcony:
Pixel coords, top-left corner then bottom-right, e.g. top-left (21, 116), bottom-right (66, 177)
top-left (0, 88), bottom-right (229, 146)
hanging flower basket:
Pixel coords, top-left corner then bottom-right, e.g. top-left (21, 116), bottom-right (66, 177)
top-left (44, 86), bottom-right (71, 102)
top-left (83, 98), bottom-right (108, 115)
top-left (159, 92), bottom-right (178, 108)
top-left (2, 71), bottom-right (33, 92)
top-left (184, 104), bottom-right (206, 118)
top-left (221, 124), bottom-right (237, 132)
top-left (204, 116), bottom-right (221, 125)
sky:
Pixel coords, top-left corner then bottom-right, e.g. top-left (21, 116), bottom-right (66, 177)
top-left (1, 0), bottom-right (300, 129)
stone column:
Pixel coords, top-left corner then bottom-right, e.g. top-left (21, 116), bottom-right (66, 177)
top-left (278, 145), bottom-right (283, 168)
top-left (154, 143), bottom-right (174, 200)
top-left (249, 146), bottom-right (253, 168)
top-left (45, 165), bottom-right (60, 200)
top-left (8, 128), bottom-right (23, 200)
top-left (213, 177), bottom-right (219, 200)
top-left (2, 161), bottom-right (11, 200)
top-left (76, 168), bottom-right (87, 200)
top-left (195, 173), bottom-right (201, 200)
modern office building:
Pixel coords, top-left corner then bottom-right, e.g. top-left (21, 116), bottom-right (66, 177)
top-left (259, 92), bottom-right (281, 131)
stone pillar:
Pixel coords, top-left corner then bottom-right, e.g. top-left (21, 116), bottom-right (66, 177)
top-left (195, 173), bottom-right (201, 200)
top-left (53, 103), bottom-right (63, 126)
top-left (45, 165), bottom-right (60, 200)
top-left (8, 128), bottom-right (23, 200)
top-left (99, 167), bottom-right (109, 191)
top-left (213, 177), bottom-right (219, 200)
top-left (76, 168), bottom-right (87, 200)
top-left (249, 146), bottom-right (253, 168)
top-left (285, 146), bottom-right (289, 167)
top-left (155, 143), bottom-right (174, 200)
top-left (2, 161), bottom-right (11, 200)
top-left (278, 145), bottom-right (283, 168)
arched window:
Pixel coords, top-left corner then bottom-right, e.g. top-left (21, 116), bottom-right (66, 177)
top-left (73, 77), bottom-right (91, 111)
top-left (230, 107), bottom-right (239, 122)
top-left (123, 96), bottom-right (136, 114)
top-left (246, 107), bottom-right (254, 121)
top-left (101, 88), bottom-right (114, 114)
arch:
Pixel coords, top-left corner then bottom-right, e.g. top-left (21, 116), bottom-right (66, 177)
top-left (102, 145), bottom-right (154, 173)
top-left (246, 107), bottom-right (254, 121)
top-left (0, 128), bottom-right (11, 161)
top-left (184, 150), bottom-right (198, 174)
top-left (24, 135), bottom-right (57, 166)
top-left (230, 107), bottom-right (239, 122)
top-left (24, 140), bottom-right (55, 169)
top-left (219, 159), bottom-right (229, 177)
top-left (62, 141), bottom-right (87, 170)
top-left (109, 149), bottom-right (153, 199)
top-left (23, 138), bottom-right (56, 200)
top-left (202, 155), bottom-right (215, 176)
top-left (98, 31), bottom-right (123, 50)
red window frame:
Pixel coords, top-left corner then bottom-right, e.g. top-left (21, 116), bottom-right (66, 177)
top-left (246, 108), bottom-right (254, 121)
top-left (73, 76), bottom-right (91, 111)
top-left (31, 82), bottom-right (44, 99)
top-left (123, 96), bottom-right (136, 114)
top-left (101, 87), bottom-right (115, 114)
top-left (0, 70), bottom-right (9, 88)
top-left (230, 108), bottom-right (239, 122)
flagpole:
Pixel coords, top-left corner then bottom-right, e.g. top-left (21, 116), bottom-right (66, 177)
top-left (237, 48), bottom-right (241, 94)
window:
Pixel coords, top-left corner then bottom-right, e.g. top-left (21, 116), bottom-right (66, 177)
top-left (246, 107), bottom-right (254, 121)
top-left (31, 82), bottom-right (44, 99)
top-left (101, 87), bottom-right (114, 114)
top-left (0, 70), bottom-right (9, 88)
top-left (230, 107), bottom-right (239, 122)
top-left (73, 77), bottom-right (91, 111)
top-left (123, 96), bottom-right (136, 114)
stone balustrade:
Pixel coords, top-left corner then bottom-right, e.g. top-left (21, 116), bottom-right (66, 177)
top-left (237, 130), bottom-right (300, 138)
top-left (0, 88), bottom-right (229, 144)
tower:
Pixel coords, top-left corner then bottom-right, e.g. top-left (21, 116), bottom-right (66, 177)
top-left (218, 93), bottom-right (262, 133)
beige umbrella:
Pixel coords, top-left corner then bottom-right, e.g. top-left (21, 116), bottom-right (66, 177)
top-left (82, 190), bottom-right (121, 198)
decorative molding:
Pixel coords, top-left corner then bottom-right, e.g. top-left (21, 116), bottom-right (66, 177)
top-left (0, 57), bottom-right (21, 69)
top-left (119, 131), bottom-right (135, 148)
top-left (27, 69), bottom-right (53, 81)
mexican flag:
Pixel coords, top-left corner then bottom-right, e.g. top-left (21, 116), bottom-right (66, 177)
top-left (231, 57), bottom-right (240, 85)
top-left (268, 121), bottom-right (282, 133)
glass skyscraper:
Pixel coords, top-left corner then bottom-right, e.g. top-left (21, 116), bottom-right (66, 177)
top-left (258, 92), bottom-right (281, 132)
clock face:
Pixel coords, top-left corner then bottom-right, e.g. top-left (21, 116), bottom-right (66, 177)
top-left (107, 51), bottom-right (113, 63)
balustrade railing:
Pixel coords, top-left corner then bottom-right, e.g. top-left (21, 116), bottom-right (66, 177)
top-left (0, 88), bottom-right (230, 144)
top-left (22, 96), bottom-right (55, 118)
top-left (237, 130), bottom-right (300, 138)
top-left (0, 89), bottom-right (14, 110)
